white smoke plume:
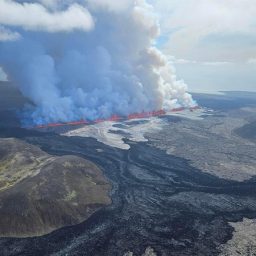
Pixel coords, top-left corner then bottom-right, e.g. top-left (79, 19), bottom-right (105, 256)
top-left (0, 0), bottom-right (196, 125)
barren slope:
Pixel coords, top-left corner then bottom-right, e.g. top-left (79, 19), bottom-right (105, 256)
top-left (0, 138), bottom-right (111, 238)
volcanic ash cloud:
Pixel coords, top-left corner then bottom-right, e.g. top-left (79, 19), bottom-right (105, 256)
top-left (0, 0), bottom-right (196, 125)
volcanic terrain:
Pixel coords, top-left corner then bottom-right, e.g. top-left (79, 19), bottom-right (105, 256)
top-left (0, 84), bottom-right (256, 256)
top-left (0, 137), bottom-right (111, 238)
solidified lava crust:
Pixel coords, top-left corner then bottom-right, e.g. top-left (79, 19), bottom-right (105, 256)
top-left (0, 130), bottom-right (256, 256)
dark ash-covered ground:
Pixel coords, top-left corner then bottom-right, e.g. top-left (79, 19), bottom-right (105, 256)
top-left (0, 84), bottom-right (256, 256)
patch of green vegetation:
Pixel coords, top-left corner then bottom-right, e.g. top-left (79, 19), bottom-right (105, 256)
top-left (63, 161), bottom-right (73, 168)
top-left (64, 190), bottom-right (77, 201)
top-left (0, 161), bottom-right (9, 172)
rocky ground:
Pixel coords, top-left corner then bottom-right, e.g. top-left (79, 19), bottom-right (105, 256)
top-left (124, 247), bottom-right (157, 256)
top-left (219, 218), bottom-right (256, 256)
top-left (0, 138), bottom-right (111, 237)
top-left (0, 85), bottom-right (256, 255)
top-left (147, 106), bottom-right (256, 181)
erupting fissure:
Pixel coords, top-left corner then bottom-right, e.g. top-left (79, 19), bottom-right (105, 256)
top-left (0, 0), bottom-right (196, 126)
top-left (31, 106), bottom-right (200, 129)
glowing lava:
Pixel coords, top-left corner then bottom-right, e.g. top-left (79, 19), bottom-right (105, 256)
top-left (29, 106), bottom-right (200, 129)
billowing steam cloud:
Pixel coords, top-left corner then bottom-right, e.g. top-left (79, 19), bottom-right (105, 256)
top-left (0, 0), bottom-right (195, 125)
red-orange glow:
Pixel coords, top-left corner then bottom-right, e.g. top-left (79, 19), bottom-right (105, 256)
top-left (33, 106), bottom-right (200, 129)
